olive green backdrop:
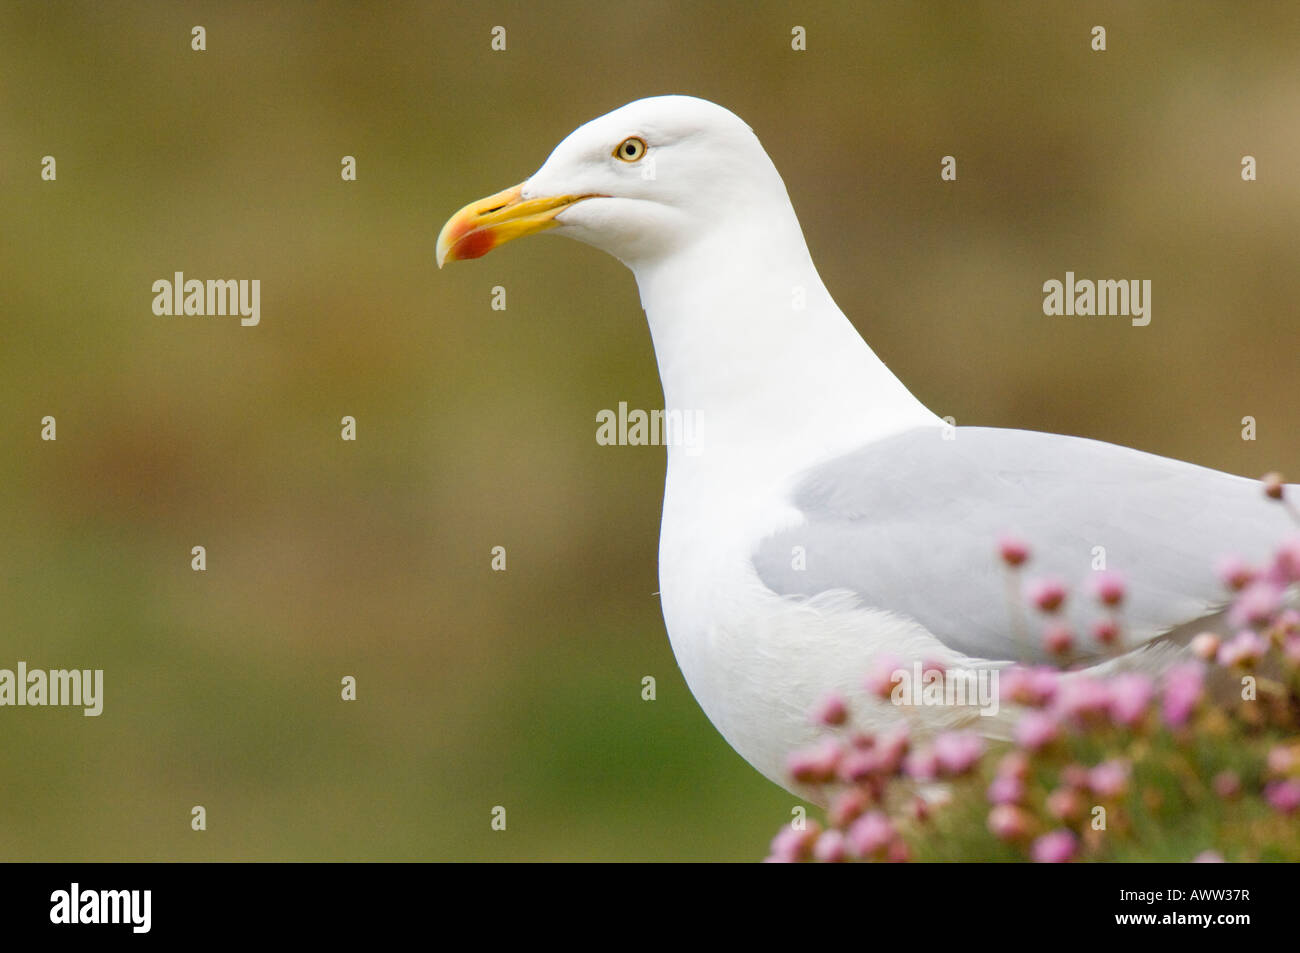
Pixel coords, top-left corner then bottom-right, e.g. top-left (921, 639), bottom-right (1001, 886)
top-left (2, 1), bottom-right (1297, 859)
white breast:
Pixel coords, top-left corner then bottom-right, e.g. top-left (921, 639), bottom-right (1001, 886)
top-left (654, 447), bottom-right (985, 792)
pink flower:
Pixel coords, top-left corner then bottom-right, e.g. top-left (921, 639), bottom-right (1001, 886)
top-left (1216, 630), bottom-right (1269, 668)
top-left (1265, 780), bottom-right (1300, 814)
top-left (903, 747), bottom-right (939, 782)
top-left (1031, 829), bottom-right (1078, 863)
top-left (1053, 676), bottom-right (1111, 724)
top-left (987, 775), bottom-right (1025, 806)
top-left (1091, 570), bottom-right (1126, 607)
top-left (1043, 622), bottom-right (1074, 656)
top-left (1091, 618), bottom-right (1121, 647)
top-left (1212, 771), bottom-right (1241, 799)
top-left (1001, 666), bottom-right (1031, 702)
top-left (1161, 663), bottom-right (1205, 728)
top-left (1107, 673), bottom-right (1154, 727)
top-left (1014, 711), bottom-right (1060, 751)
top-left (848, 731), bottom-right (875, 749)
top-left (910, 796), bottom-right (932, 824)
top-left (786, 738), bottom-right (841, 784)
top-left (887, 839), bottom-right (911, 863)
top-left (1045, 787), bottom-right (1083, 821)
top-left (1024, 577), bottom-right (1067, 613)
top-left (847, 811), bottom-right (895, 858)
top-left (1060, 763), bottom-right (1090, 790)
top-left (863, 654), bottom-right (905, 699)
top-left (768, 822), bottom-right (819, 862)
top-left (828, 789), bottom-right (870, 828)
top-left (1193, 851), bottom-right (1225, 863)
top-left (1028, 666), bottom-right (1062, 703)
top-left (1088, 759), bottom-right (1130, 798)
top-left (1271, 537), bottom-right (1300, 581)
top-left (1230, 581), bottom-right (1285, 628)
top-left (997, 751), bottom-right (1031, 781)
top-left (813, 829), bottom-right (848, 863)
top-left (810, 692), bottom-right (848, 726)
top-left (1189, 632), bottom-right (1220, 661)
top-left (1215, 555), bottom-right (1255, 592)
top-left (933, 731), bottom-right (985, 776)
top-left (1266, 746), bottom-right (1295, 776)
top-left (1285, 635), bottom-right (1300, 666)
top-left (836, 747), bottom-right (879, 783)
top-left (998, 535), bottom-right (1030, 567)
top-left (921, 658), bottom-right (948, 676)
top-left (1003, 665), bottom-right (1059, 707)
top-left (873, 727), bottom-right (911, 774)
top-left (987, 804), bottom-right (1032, 841)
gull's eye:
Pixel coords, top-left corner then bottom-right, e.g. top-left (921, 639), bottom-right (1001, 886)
top-left (614, 136), bottom-right (647, 162)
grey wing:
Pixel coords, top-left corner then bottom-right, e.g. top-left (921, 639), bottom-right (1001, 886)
top-left (752, 426), bottom-right (1292, 663)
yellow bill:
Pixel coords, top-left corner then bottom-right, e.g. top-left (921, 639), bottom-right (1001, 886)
top-left (436, 183), bottom-right (596, 267)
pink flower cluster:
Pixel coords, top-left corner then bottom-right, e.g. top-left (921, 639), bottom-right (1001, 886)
top-left (766, 713), bottom-right (987, 862)
top-left (769, 506), bottom-right (1300, 863)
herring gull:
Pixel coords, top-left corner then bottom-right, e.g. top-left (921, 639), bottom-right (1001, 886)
top-left (437, 95), bottom-right (1293, 795)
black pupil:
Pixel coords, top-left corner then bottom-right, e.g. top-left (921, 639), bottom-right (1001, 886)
top-left (625, 142), bottom-right (636, 156)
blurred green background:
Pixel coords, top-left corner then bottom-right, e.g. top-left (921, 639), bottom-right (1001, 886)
top-left (1, 1), bottom-right (1297, 860)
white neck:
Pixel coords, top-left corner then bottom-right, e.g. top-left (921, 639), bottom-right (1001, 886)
top-left (632, 211), bottom-right (939, 475)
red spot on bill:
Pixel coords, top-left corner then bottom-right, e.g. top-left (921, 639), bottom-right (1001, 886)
top-left (454, 228), bottom-right (498, 261)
